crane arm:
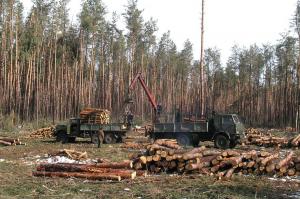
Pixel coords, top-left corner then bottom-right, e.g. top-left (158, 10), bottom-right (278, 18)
top-left (129, 72), bottom-right (158, 111)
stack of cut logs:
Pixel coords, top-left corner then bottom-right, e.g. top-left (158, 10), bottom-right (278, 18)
top-left (132, 139), bottom-right (300, 179)
top-left (121, 135), bottom-right (150, 150)
top-left (245, 128), bottom-right (300, 148)
top-left (80, 108), bottom-right (110, 124)
top-left (49, 149), bottom-right (88, 161)
top-left (32, 160), bottom-right (144, 181)
top-left (121, 142), bottom-right (149, 150)
top-left (0, 137), bottom-right (25, 146)
top-left (29, 126), bottom-right (55, 139)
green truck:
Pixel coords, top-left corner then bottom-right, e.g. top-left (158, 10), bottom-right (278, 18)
top-left (54, 118), bottom-right (129, 145)
top-left (149, 114), bottom-right (246, 149)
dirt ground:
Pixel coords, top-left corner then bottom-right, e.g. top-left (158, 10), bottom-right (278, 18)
top-left (1, 130), bottom-right (300, 199)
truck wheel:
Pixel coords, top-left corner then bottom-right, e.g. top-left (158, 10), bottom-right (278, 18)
top-left (176, 133), bottom-right (192, 146)
top-left (229, 141), bottom-right (237, 148)
top-left (56, 131), bottom-right (68, 144)
top-left (104, 133), bottom-right (116, 144)
top-left (68, 137), bottom-right (76, 143)
top-left (214, 134), bottom-right (230, 149)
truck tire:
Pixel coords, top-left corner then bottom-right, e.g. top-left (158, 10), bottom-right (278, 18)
top-left (176, 133), bottom-right (192, 146)
top-left (56, 131), bottom-right (68, 144)
top-left (229, 140), bottom-right (237, 148)
top-left (68, 137), bottom-right (76, 143)
top-left (214, 134), bottom-right (230, 149)
top-left (104, 133), bottom-right (116, 144)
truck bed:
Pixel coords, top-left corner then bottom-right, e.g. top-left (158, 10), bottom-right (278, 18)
top-left (154, 122), bottom-right (208, 133)
top-left (80, 123), bottom-right (127, 132)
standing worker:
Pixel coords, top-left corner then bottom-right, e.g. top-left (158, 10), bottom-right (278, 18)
top-left (97, 129), bottom-right (104, 148)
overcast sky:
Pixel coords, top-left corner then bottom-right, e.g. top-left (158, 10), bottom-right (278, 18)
top-left (22, 0), bottom-right (298, 64)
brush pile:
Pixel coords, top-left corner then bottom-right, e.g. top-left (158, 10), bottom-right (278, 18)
top-left (32, 160), bottom-right (144, 181)
top-left (0, 137), bottom-right (25, 146)
top-left (132, 139), bottom-right (300, 179)
top-left (80, 108), bottom-right (110, 124)
top-left (245, 128), bottom-right (300, 148)
top-left (28, 126), bottom-right (55, 139)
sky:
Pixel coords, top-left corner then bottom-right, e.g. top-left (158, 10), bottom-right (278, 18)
top-left (21, 0), bottom-right (298, 64)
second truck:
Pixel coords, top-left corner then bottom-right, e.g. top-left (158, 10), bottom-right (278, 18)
top-left (127, 72), bottom-right (246, 149)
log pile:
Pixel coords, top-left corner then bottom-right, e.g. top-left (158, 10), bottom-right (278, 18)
top-left (245, 128), bottom-right (300, 148)
top-left (49, 149), bottom-right (88, 161)
top-left (132, 139), bottom-right (300, 179)
top-left (33, 160), bottom-right (143, 181)
top-left (0, 137), bottom-right (25, 146)
top-left (121, 142), bottom-right (149, 150)
top-left (28, 126), bottom-right (55, 139)
top-left (80, 108), bottom-right (110, 124)
top-left (123, 135), bottom-right (149, 143)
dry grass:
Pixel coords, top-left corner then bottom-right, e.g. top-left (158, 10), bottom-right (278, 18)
top-left (0, 131), bottom-right (299, 198)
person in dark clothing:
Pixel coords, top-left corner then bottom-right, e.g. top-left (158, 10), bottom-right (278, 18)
top-left (175, 109), bottom-right (181, 123)
top-left (127, 112), bottom-right (134, 127)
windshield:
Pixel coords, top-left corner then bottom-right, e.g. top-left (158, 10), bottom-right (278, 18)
top-left (223, 116), bottom-right (234, 125)
top-left (233, 115), bottom-right (240, 123)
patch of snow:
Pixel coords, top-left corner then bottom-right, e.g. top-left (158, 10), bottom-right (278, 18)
top-left (37, 156), bottom-right (96, 164)
top-left (135, 126), bottom-right (142, 129)
top-left (268, 176), bottom-right (300, 183)
top-left (0, 159), bottom-right (5, 162)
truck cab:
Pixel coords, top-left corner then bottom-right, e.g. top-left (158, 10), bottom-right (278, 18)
top-left (208, 114), bottom-right (245, 149)
top-left (55, 118), bottom-right (81, 143)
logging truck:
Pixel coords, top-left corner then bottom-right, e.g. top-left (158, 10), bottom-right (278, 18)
top-left (127, 73), bottom-right (245, 149)
top-left (54, 118), bottom-right (129, 145)
top-left (149, 113), bottom-right (246, 149)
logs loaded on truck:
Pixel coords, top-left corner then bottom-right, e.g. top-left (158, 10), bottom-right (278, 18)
top-left (54, 108), bottom-right (131, 145)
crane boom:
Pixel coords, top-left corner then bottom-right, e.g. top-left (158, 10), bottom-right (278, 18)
top-left (126, 72), bottom-right (161, 123)
top-left (129, 72), bottom-right (158, 111)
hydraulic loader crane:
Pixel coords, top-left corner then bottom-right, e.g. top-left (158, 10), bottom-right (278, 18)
top-left (125, 72), bottom-right (162, 123)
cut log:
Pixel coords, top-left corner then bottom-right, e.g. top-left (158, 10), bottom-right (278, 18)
top-left (276, 152), bottom-right (294, 170)
top-left (225, 168), bottom-right (236, 179)
top-left (261, 153), bottom-right (279, 166)
top-left (139, 156), bottom-right (147, 164)
top-left (154, 139), bottom-right (181, 149)
top-left (247, 161), bottom-right (255, 168)
top-left (183, 153), bottom-right (202, 160)
top-left (288, 169), bottom-right (296, 176)
top-left (0, 137), bottom-right (19, 143)
top-left (260, 151), bottom-right (271, 157)
top-left (33, 171), bottom-right (121, 181)
top-left (202, 150), bottom-right (220, 157)
top-left (146, 156), bottom-right (153, 162)
top-left (0, 140), bottom-right (12, 146)
top-left (152, 155), bottom-right (161, 162)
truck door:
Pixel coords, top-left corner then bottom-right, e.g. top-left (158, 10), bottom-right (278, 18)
top-left (212, 115), bottom-right (221, 132)
top-left (221, 115), bottom-right (235, 134)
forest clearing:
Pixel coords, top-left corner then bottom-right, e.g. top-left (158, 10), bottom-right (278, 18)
top-left (2, 0), bottom-right (300, 198)
top-left (1, 128), bottom-right (300, 198)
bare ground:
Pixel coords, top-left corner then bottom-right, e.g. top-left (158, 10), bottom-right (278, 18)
top-left (0, 130), bottom-right (300, 199)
